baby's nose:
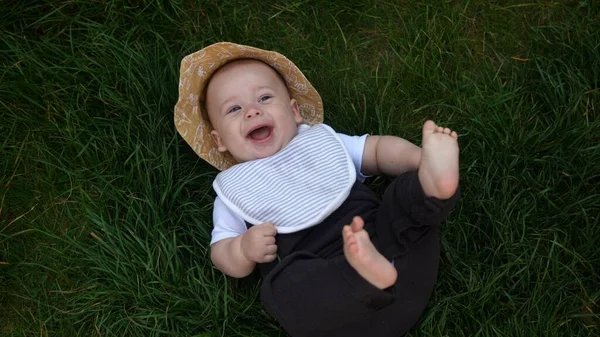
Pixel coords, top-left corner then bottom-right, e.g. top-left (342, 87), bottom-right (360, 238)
top-left (245, 109), bottom-right (262, 119)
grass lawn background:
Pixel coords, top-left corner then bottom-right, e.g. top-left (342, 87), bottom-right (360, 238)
top-left (1, 0), bottom-right (599, 336)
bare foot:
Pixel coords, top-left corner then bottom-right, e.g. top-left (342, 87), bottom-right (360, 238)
top-left (342, 216), bottom-right (397, 289)
top-left (418, 120), bottom-right (460, 199)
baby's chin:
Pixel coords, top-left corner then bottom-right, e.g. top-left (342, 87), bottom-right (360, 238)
top-left (231, 150), bottom-right (276, 164)
top-left (231, 135), bottom-right (296, 163)
top-left (252, 149), bottom-right (280, 161)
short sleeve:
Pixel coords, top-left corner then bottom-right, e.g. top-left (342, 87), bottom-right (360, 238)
top-left (211, 196), bottom-right (247, 245)
top-left (337, 132), bottom-right (371, 182)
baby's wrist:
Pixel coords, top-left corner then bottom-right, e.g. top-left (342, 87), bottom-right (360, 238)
top-left (237, 233), bottom-right (255, 264)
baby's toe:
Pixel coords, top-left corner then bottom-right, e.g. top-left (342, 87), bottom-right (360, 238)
top-left (342, 226), bottom-right (352, 240)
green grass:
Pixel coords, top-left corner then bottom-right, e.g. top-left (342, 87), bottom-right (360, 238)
top-left (1, 0), bottom-right (599, 336)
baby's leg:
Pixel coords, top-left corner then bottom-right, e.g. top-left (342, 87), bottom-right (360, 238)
top-left (372, 120), bottom-right (460, 261)
top-left (418, 120), bottom-right (460, 199)
top-left (260, 251), bottom-right (395, 337)
top-left (343, 216), bottom-right (397, 289)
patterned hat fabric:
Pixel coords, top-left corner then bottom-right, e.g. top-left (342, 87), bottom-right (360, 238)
top-left (174, 42), bottom-right (324, 171)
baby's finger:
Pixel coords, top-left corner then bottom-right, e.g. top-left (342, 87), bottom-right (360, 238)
top-left (263, 254), bottom-right (277, 263)
top-left (261, 223), bottom-right (277, 236)
top-left (264, 244), bottom-right (278, 255)
top-left (264, 235), bottom-right (276, 245)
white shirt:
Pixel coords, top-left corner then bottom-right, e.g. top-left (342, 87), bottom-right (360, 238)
top-left (211, 127), bottom-right (369, 245)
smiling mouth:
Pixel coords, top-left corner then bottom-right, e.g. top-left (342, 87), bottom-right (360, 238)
top-left (247, 125), bottom-right (273, 141)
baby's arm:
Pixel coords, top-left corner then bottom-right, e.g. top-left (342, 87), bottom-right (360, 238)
top-left (211, 222), bottom-right (278, 278)
top-left (211, 236), bottom-right (255, 278)
top-left (361, 135), bottom-right (422, 176)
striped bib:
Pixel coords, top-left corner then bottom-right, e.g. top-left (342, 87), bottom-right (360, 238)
top-left (213, 124), bottom-right (356, 234)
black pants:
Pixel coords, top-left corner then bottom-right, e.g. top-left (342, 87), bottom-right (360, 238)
top-left (256, 171), bottom-right (460, 337)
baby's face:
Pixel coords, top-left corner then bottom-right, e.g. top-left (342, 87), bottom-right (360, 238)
top-left (206, 60), bottom-right (302, 164)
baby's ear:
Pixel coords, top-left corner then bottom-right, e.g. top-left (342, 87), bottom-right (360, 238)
top-left (211, 130), bottom-right (228, 152)
top-left (290, 99), bottom-right (302, 124)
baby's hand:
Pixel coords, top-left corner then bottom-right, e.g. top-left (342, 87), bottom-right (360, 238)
top-left (241, 222), bottom-right (278, 263)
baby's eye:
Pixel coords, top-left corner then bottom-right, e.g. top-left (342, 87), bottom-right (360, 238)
top-left (227, 106), bottom-right (241, 114)
top-left (259, 95), bottom-right (272, 102)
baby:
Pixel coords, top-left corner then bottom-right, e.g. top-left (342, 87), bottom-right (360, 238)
top-left (175, 42), bottom-right (460, 337)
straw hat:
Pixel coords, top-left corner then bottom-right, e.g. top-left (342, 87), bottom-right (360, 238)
top-left (174, 42), bottom-right (324, 171)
